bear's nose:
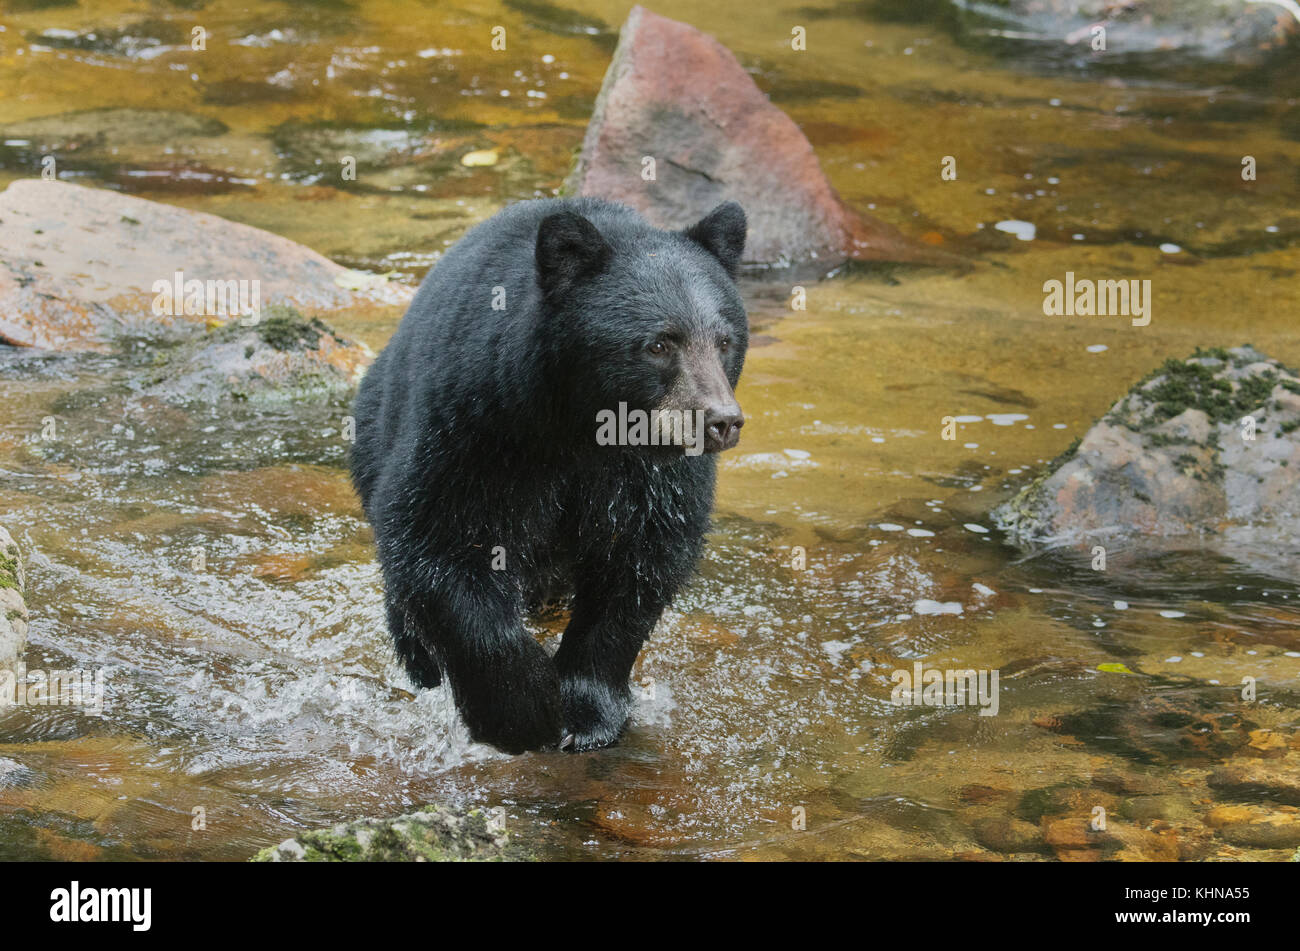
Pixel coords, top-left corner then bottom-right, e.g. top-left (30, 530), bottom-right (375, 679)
top-left (704, 411), bottom-right (744, 451)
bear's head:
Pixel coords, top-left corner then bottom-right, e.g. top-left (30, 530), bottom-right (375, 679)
top-left (536, 201), bottom-right (749, 458)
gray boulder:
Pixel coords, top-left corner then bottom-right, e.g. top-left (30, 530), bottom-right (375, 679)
top-left (995, 347), bottom-right (1300, 545)
top-left (0, 179), bottom-right (411, 350)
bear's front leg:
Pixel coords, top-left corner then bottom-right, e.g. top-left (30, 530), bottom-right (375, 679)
top-left (403, 572), bottom-right (564, 754)
top-left (553, 577), bottom-right (671, 752)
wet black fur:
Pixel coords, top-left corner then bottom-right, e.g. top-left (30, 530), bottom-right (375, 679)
top-left (350, 197), bottom-right (748, 753)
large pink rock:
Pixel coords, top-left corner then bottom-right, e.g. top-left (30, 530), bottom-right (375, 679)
top-left (0, 180), bottom-right (411, 350)
top-left (565, 6), bottom-right (948, 269)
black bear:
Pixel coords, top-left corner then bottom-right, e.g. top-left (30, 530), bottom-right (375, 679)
top-left (350, 196), bottom-right (748, 753)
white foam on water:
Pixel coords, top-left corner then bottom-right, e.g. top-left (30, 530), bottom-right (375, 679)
top-left (994, 220), bottom-right (1036, 241)
top-left (986, 413), bottom-right (1029, 426)
top-left (914, 599), bottom-right (963, 616)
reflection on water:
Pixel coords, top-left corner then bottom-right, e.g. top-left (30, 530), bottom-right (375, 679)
top-left (1, 0), bottom-right (1299, 860)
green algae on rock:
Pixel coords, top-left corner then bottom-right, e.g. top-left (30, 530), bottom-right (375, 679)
top-left (0, 527), bottom-right (28, 671)
top-left (250, 806), bottom-right (527, 862)
top-left (135, 304), bottom-right (373, 406)
top-left (994, 346), bottom-right (1300, 544)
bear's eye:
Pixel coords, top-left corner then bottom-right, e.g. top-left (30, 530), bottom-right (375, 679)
top-left (719, 336), bottom-right (731, 352)
top-left (647, 339), bottom-right (670, 356)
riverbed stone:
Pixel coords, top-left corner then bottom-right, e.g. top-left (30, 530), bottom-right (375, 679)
top-left (1245, 728), bottom-right (1292, 759)
top-left (1204, 803), bottom-right (1300, 848)
top-left (0, 526), bottom-right (27, 671)
top-left (1042, 816), bottom-right (1109, 851)
top-left (249, 805), bottom-right (526, 862)
top-left (1032, 686), bottom-right (1252, 765)
top-left (1118, 794), bottom-right (1192, 825)
top-left (0, 179), bottom-right (411, 350)
top-left (969, 815), bottom-right (1045, 854)
top-left (563, 6), bottom-right (950, 271)
top-left (1208, 759), bottom-right (1300, 805)
top-left (994, 347), bottom-right (1300, 546)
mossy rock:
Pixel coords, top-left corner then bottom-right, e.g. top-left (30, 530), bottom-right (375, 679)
top-left (0, 526), bottom-right (28, 670)
top-left (994, 346), bottom-right (1300, 546)
top-left (140, 304), bottom-right (371, 406)
top-left (0, 547), bottom-right (20, 592)
top-left (250, 806), bottom-right (531, 862)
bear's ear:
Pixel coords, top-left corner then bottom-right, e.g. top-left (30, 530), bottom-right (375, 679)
top-left (684, 201), bottom-right (747, 278)
top-left (536, 211), bottom-right (612, 296)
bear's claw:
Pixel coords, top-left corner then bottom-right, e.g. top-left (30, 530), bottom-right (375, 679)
top-left (560, 676), bottom-right (631, 752)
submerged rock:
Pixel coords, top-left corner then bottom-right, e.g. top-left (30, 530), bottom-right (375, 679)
top-left (994, 347), bottom-right (1300, 545)
top-left (1032, 684), bottom-right (1254, 766)
top-left (969, 815), bottom-right (1046, 854)
top-left (15, 311), bottom-right (367, 478)
top-left (250, 806), bottom-right (526, 862)
top-left (1208, 759), bottom-right (1300, 806)
top-left (0, 527), bottom-right (28, 671)
top-left (947, 0), bottom-right (1297, 66)
top-left (136, 305), bottom-right (373, 404)
top-left (564, 6), bottom-right (950, 271)
top-left (0, 179), bottom-right (411, 350)
top-left (0, 107), bottom-right (228, 154)
top-left (1204, 804), bottom-right (1300, 849)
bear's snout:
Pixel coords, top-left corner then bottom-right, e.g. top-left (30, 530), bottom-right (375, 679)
top-left (703, 404), bottom-right (744, 452)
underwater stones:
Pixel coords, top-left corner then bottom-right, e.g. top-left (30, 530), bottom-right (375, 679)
top-left (0, 179), bottom-right (411, 350)
top-left (969, 816), bottom-right (1045, 854)
top-left (1208, 758), bottom-right (1300, 806)
top-left (0, 107), bottom-right (228, 153)
top-left (0, 526), bottom-right (28, 671)
top-left (1244, 728), bottom-right (1292, 759)
top-left (563, 6), bottom-right (950, 270)
top-left (998, 782), bottom-right (1185, 860)
top-left (1199, 738), bottom-right (1300, 850)
top-left (249, 805), bottom-right (526, 862)
top-left (1031, 687), bottom-right (1253, 766)
top-left (1204, 804), bottom-right (1300, 849)
top-left (994, 347), bottom-right (1300, 545)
